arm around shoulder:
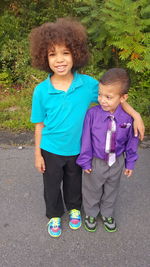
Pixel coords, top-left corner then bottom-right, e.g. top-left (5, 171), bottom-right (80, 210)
top-left (121, 101), bottom-right (145, 141)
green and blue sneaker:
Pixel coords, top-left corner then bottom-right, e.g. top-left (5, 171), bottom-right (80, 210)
top-left (47, 217), bottom-right (61, 237)
top-left (84, 216), bottom-right (97, 232)
top-left (69, 209), bottom-right (81, 230)
top-left (101, 216), bottom-right (117, 232)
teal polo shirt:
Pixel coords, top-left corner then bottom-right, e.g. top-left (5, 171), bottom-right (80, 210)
top-left (31, 72), bottom-right (99, 156)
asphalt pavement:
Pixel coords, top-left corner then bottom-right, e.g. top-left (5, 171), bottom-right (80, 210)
top-left (0, 141), bottom-right (150, 267)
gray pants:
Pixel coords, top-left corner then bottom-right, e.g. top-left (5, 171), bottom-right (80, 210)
top-left (82, 154), bottom-right (124, 218)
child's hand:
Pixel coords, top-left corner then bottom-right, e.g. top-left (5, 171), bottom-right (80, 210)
top-left (35, 155), bottom-right (46, 173)
top-left (133, 113), bottom-right (145, 141)
top-left (84, 169), bottom-right (92, 174)
top-left (124, 169), bottom-right (133, 178)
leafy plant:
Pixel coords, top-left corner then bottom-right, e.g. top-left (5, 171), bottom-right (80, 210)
top-left (75, 0), bottom-right (150, 72)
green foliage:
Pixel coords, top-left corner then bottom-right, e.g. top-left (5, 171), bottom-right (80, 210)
top-left (76, 0), bottom-right (150, 73)
top-left (0, 71), bottom-right (12, 86)
top-left (103, 0), bottom-right (150, 72)
top-left (129, 70), bottom-right (150, 114)
top-left (0, 0), bottom-right (77, 84)
top-left (1, 38), bottom-right (30, 83)
top-left (0, 0), bottom-right (150, 132)
top-left (75, 0), bottom-right (150, 132)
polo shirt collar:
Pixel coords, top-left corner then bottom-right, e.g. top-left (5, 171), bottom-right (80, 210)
top-left (99, 104), bottom-right (123, 122)
top-left (47, 72), bottom-right (83, 94)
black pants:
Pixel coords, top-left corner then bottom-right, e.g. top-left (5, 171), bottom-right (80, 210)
top-left (41, 149), bottom-right (82, 219)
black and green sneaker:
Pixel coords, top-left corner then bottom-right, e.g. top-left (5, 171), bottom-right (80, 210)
top-left (84, 216), bottom-right (97, 232)
top-left (101, 216), bottom-right (117, 232)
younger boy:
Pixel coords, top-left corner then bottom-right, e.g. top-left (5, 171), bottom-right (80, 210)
top-left (76, 68), bottom-right (139, 232)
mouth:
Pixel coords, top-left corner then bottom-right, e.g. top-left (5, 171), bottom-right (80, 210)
top-left (55, 65), bottom-right (67, 72)
top-left (101, 105), bottom-right (109, 109)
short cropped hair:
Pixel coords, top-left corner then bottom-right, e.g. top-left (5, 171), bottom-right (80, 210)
top-left (99, 68), bottom-right (130, 94)
top-left (29, 18), bottom-right (89, 73)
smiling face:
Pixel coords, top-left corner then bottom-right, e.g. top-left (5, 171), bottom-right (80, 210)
top-left (98, 82), bottom-right (128, 113)
top-left (48, 44), bottom-right (73, 78)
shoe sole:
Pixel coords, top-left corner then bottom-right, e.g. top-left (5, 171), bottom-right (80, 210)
top-left (84, 223), bottom-right (97, 232)
top-left (69, 223), bottom-right (82, 230)
top-left (48, 230), bottom-right (62, 237)
top-left (104, 225), bottom-right (117, 233)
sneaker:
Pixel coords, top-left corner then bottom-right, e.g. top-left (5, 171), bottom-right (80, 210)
top-left (47, 217), bottom-right (61, 237)
top-left (84, 216), bottom-right (97, 232)
top-left (101, 216), bottom-right (117, 232)
top-left (69, 209), bottom-right (81, 230)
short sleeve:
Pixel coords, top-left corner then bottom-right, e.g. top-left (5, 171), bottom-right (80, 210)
top-left (91, 79), bottom-right (99, 103)
top-left (30, 87), bottom-right (45, 123)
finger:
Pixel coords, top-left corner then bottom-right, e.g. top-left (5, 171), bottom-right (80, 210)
top-left (127, 171), bottom-right (132, 178)
top-left (134, 126), bottom-right (138, 137)
top-left (124, 170), bottom-right (131, 177)
top-left (84, 169), bottom-right (91, 174)
top-left (42, 161), bottom-right (46, 171)
top-left (39, 166), bottom-right (44, 173)
top-left (139, 131), bottom-right (144, 141)
top-left (128, 171), bottom-right (133, 177)
top-left (124, 170), bottom-right (128, 176)
top-left (36, 164), bottom-right (44, 173)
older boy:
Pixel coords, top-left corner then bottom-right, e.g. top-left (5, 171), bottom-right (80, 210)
top-left (76, 68), bottom-right (139, 232)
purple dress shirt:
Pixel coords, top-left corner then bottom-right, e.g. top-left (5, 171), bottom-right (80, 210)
top-left (76, 104), bottom-right (139, 170)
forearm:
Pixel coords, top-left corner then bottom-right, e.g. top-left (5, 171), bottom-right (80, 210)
top-left (34, 122), bottom-right (44, 156)
top-left (121, 102), bottom-right (145, 140)
top-left (34, 122), bottom-right (46, 173)
top-left (121, 102), bottom-right (139, 119)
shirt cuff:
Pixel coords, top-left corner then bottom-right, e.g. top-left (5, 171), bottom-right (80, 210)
top-left (82, 164), bottom-right (92, 170)
top-left (125, 160), bottom-right (135, 170)
top-left (76, 160), bottom-right (92, 170)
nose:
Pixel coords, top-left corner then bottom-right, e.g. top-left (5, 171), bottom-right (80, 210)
top-left (56, 54), bottom-right (64, 63)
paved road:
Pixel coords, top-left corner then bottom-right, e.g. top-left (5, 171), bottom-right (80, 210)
top-left (0, 145), bottom-right (150, 267)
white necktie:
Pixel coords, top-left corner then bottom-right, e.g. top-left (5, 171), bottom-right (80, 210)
top-left (105, 115), bottom-right (116, 166)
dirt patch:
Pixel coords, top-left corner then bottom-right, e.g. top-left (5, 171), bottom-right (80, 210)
top-left (0, 130), bottom-right (34, 145)
top-left (0, 130), bottom-right (149, 148)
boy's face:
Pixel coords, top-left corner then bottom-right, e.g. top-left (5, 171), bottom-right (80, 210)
top-left (48, 44), bottom-right (73, 77)
top-left (98, 82), bottom-right (128, 113)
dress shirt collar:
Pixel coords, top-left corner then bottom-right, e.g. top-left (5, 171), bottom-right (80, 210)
top-left (98, 104), bottom-right (124, 122)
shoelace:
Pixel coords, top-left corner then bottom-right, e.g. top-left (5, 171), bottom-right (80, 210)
top-left (70, 209), bottom-right (80, 219)
top-left (89, 216), bottom-right (95, 223)
top-left (48, 218), bottom-right (60, 228)
top-left (107, 217), bottom-right (113, 223)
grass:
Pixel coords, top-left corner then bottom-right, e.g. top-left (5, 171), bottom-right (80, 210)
top-left (0, 82), bottom-right (150, 135)
top-left (0, 85), bottom-right (34, 131)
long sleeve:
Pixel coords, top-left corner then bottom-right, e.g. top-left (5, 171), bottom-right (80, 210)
top-left (76, 111), bottom-right (93, 170)
top-left (125, 122), bottom-right (139, 170)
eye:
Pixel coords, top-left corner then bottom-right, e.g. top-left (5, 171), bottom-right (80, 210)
top-left (48, 52), bottom-right (55, 56)
top-left (106, 96), bottom-right (112, 99)
top-left (64, 51), bottom-right (70, 55)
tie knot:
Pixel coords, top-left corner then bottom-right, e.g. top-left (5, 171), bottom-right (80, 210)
top-left (109, 115), bottom-right (114, 120)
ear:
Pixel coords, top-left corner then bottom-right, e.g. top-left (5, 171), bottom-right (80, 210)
top-left (120, 94), bottom-right (128, 103)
